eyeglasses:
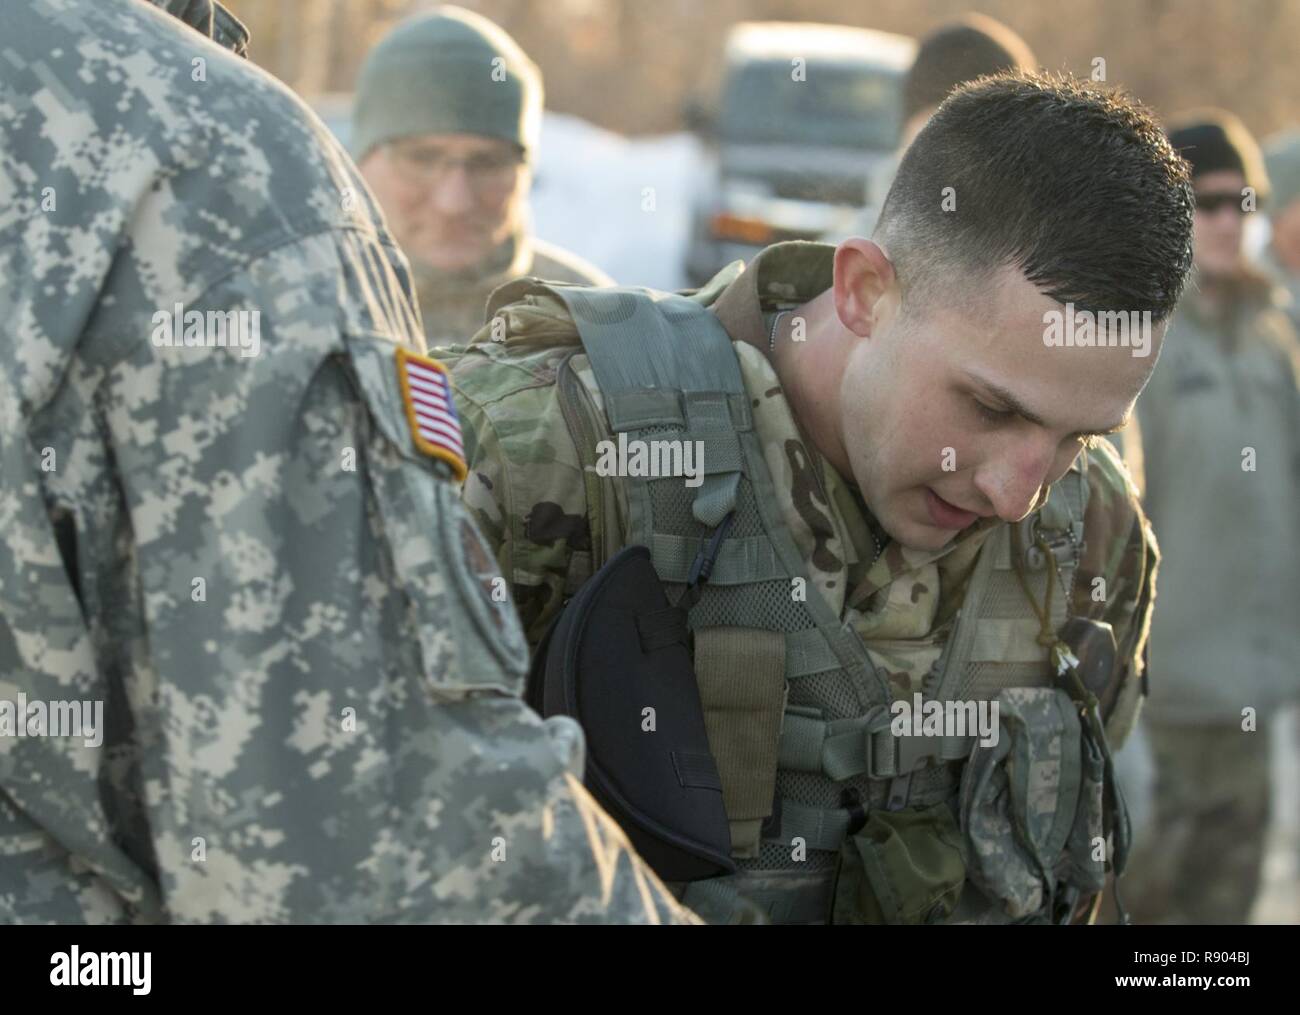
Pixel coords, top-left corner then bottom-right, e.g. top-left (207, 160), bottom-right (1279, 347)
top-left (1194, 191), bottom-right (1247, 215)
top-left (386, 141), bottom-right (525, 193)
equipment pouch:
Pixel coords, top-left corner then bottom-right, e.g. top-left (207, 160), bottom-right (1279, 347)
top-left (959, 686), bottom-right (1110, 921)
top-left (831, 801), bottom-right (966, 924)
top-left (1055, 717), bottom-right (1108, 897)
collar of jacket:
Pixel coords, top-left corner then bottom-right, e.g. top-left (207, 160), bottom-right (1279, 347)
top-left (711, 241), bottom-right (837, 354)
top-left (410, 230), bottom-right (533, 303)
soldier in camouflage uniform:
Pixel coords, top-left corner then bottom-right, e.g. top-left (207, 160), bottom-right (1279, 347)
top-left (0, 0), bottom-right (694, 924)
top-left (443, 74), bottom-right (1192, 924)
top-left (1123, 113), bottom-right (1300, 925)
top-left (353, 6), bottom-right (612, 347)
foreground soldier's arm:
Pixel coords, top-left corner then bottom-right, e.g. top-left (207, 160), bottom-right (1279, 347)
top-left (0, 0), bottom-right (693, 924)
top-left (0, 233), bottom-right (694, 925)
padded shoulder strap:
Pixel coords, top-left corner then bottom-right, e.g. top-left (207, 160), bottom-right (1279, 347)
top-left (553, 286), bottom-right (751, 527)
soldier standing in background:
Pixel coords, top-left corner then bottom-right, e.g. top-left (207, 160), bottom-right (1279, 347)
top-left (0, 0), bottom-right (693, 925)
top-left (1125, 111), bottom-right (1300, 924)
top-left (1262, 129), bottom-right (1300, 334)
top-left (353, 6), bottom-right (612, 347)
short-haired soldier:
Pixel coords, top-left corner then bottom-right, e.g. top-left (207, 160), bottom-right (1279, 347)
top-left (444, 73), bottom-right (1192, 924)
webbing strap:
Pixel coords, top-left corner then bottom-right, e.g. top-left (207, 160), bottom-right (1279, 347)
top-left (651, 533), bottom-right (785, 585)
top-left (694, 626), bottom-right (786, 859)
top-left (1040, 463), bottom-right (1088, 544)
top-left (779, 713), bottom-right (872, 781)
top-left (679, 869), bottom-right (836, 924)
top-left (868, 727), bottom-right (975, 780)
top-left (780, 711), bottom-right (975, 781)
top-left (677, 877), bottom-right (763, 925)
top-left (776, 799), bottom-right (850, 853)
top-left (683, 393), bottom-right (743, 527)
top-left (553, 286), bottom-right (750, 529)
top-left (784, 627), bottom-right (840, 678)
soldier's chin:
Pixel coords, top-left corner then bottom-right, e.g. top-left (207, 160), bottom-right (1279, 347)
top-left (410, 228), bottom-right (497, 272)
top-left (876, 494), bottom-right (952, 553)
top-left (416, 244), bottom-right (492, 272)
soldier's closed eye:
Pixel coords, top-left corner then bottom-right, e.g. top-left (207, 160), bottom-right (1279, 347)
top-left (972, 397), bottom-right (1014, 425)
top-left (974, 395), bottom-right (1111, 447)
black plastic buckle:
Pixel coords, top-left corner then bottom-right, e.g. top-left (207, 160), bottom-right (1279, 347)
top-left (681, 511), bottom-right (736, 608)
top-left (841, 787), bottom-right (868, 836)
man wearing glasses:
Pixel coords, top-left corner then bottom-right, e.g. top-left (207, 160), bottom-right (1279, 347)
top-left (1125, 111), bottom-right (1300, 924)
top-left (354, 6), bottom-right (611, 346)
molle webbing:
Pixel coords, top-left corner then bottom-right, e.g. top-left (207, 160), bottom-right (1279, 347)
top-left (554, 287), bottom-right (749, 528)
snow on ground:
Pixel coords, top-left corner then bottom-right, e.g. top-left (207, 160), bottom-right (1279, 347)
top-left (531, 112), bottom-right (702, 291)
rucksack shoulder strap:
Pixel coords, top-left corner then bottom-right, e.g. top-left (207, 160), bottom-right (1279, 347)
top-left (552, 285), bottom-right (750, 528)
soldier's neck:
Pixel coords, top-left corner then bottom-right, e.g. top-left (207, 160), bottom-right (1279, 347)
top-left (770, 289), bottom-right (854, 479)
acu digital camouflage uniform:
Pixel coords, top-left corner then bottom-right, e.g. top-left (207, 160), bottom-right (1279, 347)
top-left (443, 241), bottom-right (1159, 923)
top-left (0, 0), bottom-right (694, 924)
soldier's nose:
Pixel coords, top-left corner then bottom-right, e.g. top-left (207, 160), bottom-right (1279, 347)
top-left (429, 167), bottom-right (478, 214)
top-left (972, 458), bottom-right (1047, 525)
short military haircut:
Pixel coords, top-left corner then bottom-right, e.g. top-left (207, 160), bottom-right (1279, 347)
top-left (876, 72), bottom-right (1195, 323)
top-left (902, 14), bottom-right (1036, 124)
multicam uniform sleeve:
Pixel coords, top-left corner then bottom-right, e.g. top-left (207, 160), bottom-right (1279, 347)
top-left (450, 337), bottom-right (597, 651)
top-left (7, 231), bottom-right (691, 924)
top-left (1074, 440), bottom-right (1159, 749)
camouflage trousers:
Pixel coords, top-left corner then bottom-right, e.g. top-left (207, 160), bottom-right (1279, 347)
top-left (1119, 721), bottom-right (1272, 924)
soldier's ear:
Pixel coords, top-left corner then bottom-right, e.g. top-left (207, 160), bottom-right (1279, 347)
top-left (832, 238), bottom-right (896, 339)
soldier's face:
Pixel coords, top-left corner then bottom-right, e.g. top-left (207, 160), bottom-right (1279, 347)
top-left (1190, 170), bottom-right (1247, 280)
top-left (359, 133), bottom-right (531, 272)
top-left (839, 263), bottom-right (1159, 551)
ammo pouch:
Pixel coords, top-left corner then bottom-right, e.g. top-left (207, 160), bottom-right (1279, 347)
top-left (831, 801), bottom-right (967, 925)
top-left (958, 686), bottom-right (1119, 922)
top-left (526, 545), bottom-right (735, 882)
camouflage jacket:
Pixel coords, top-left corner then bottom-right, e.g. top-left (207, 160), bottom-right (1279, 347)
top-left (1137, 272), bottom-right (1300, 723)
top-left (445, 242), bottom-right (1157, 747)
top-left (0, 0), bottom-right (693, 924)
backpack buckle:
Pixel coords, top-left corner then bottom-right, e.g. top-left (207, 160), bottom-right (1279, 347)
top-left (681, 511), bottom-right (736, 607)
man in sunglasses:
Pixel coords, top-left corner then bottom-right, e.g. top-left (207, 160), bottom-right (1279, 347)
top-left (1125, 111), bottom-right (1300, 924)
top-left (354, 6), bottom-right (611, 346)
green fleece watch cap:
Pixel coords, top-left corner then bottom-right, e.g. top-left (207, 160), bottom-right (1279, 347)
top-left (352, 5), bottom-right (542, 161)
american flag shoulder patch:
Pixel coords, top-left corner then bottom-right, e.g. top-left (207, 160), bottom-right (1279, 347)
top-left (395, 347), bottom-right (468, 482)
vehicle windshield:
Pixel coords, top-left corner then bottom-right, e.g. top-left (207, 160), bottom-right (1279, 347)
top-left (718, 60), bottom-right (901, 149)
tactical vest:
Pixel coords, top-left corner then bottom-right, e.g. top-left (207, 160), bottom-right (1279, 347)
top-left (525, 281), bottom-right (1124, 924)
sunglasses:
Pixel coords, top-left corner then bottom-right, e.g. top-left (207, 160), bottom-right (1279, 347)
top-left (1194, 191), bottom-right (1247, 215)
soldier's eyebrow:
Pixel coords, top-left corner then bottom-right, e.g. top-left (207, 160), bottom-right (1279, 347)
top-left (962, 370), bottom-right (1129, 437)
